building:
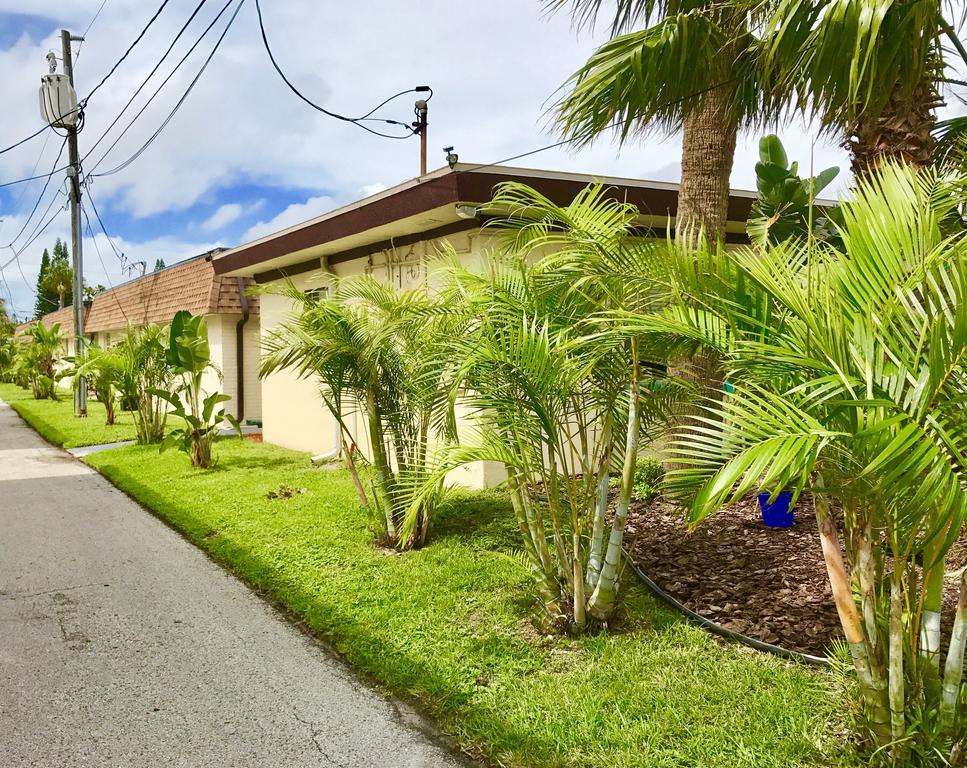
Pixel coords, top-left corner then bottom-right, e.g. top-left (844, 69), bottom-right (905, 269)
top-left (27, 251), bottom-right (261, 422)
top-left (211, 163), bottom-right (756, 486)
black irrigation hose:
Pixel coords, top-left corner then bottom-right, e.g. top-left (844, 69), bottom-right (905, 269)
top-left (622, 549), bottom-right (830, 667)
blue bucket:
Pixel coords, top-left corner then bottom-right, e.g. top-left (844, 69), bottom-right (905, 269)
top-left (757, 491), bottom-right (795, 528)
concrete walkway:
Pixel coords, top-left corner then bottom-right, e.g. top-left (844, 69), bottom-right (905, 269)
top-left (0, 400), bottom-right (467, 768)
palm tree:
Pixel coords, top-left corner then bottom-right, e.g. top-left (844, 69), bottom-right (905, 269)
top-left (261, 276), bottom-right (462, 550)
top-left (117, 323), bottom-right (172, 444)
top-left (548, 0), bottom-right (765, 240)
top-left (419, 183), bottom-right (685, 630)
top-left (65, 341), bottom-right (124, 425)
top-left (20, 322), bottom-right (63, 399)
top-left (760, 0), bottom-right (967, 176)
top-left (40, 259), bottom-right (73, 309)
top-left (666, 163), bottom-right (966, 760)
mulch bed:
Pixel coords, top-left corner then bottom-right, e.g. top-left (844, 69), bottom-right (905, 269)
top-left (625, 495), bottom-right (965, 658)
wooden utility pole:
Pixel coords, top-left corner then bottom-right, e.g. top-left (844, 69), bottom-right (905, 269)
top-left (415, 98), bottom-right (428, 176)
top-left (61, 29), bottom-right (86, 416)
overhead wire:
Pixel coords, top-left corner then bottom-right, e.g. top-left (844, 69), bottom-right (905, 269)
top-left (74, 0), bottom-right (110, 62)
top-left (3, 138), bottom-right (68, 250)
top-left (82, 0), bottom-right (214, 164)
top-left (91, 0), bottom-right (247, 178)
top-left (83, 0), bottom-right (173, 105)
top-left (87, 0), bottom-right (237, 176)
top-left (0, 0), bottom-right (170, 164)
top-left (80, 199), bottom-right (130, 323)
top-left (0, 129), bottom-right (53, 241)
top-left (253, 0), bottom-right (418, 140)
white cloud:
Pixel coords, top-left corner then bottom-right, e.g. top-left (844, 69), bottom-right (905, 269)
top-left (242, 195), bottom-right (335, 243)
top-left (202, 203), bottom-right (244, 231)
top-left (360, 183), bottom-right (387, 197)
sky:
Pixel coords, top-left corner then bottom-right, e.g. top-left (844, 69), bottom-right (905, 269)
top-left (0, 0), bottom-right (872, 321)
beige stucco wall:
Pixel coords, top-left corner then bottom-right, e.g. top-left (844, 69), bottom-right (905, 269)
top-left (203, 314), bottom-right (262, 422)
top-left (258, 229), bottom-right (506, 489)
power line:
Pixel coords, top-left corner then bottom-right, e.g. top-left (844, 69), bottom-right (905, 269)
top-left (83, 0), bottom-right (173, 105)
top-left (80, 200), bottom-right (130, 323)
top-left (0, 198), bottom-right (68, 274)
top-left (75, 0), bottom-right (111, 62)
top-left (3, 139), bottom-right (68, 250)
top-left (91, 0), bottom-right (246, 179)
top-left (82, 0), bottom-right (214, 165)
top-left (0, 0), bottom-right (170, 163)
top-left (253, 0), bottom-right (419, 140)
top-left (0, 130), bottom-right (53, 241)
top-left (0, 125), bottom-right (50, 158)
top-left (86, 0), bottom-right (235, 175)
top-left (416, 79), bottom-right (737, 189)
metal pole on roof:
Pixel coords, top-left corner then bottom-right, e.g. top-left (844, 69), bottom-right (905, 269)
top-left (60, 29), bottom-right (87, 417)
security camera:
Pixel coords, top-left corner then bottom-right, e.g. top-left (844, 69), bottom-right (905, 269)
top-left (443, 146), bottom-right (458, 169)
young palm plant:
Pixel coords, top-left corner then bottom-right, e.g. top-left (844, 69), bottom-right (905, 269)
top-left (20, 322), bottom-right (63, 400)
top-left (667, 163), bottom-right (967, 762)
top-left (260, 276), bottom-right (461, 550)
top-left (419, 183), bottom-right (683, 631)
top-left (64, 341), bottom-right (124, 425)
top-left (117, 323), bottom-right (172, 444)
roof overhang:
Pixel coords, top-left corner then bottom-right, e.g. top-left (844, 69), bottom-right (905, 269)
top-left (212, 164), bottom-right (759, 278)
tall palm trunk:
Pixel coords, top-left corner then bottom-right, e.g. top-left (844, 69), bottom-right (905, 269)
top-left (667, 14), bottom-right (740, 459)
top-left (676, 87), bottom-right (739, 243)
top-left (849, 76), bottom-right (939, 177)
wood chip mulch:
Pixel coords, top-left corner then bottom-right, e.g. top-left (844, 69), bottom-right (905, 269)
top-left (624, 495), bottom-right (965, 658)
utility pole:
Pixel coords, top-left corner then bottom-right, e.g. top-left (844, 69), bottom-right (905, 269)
top-left (415, 98), bottom-right (428, 176)
top-left (61, 29), bottom-right (86, 417)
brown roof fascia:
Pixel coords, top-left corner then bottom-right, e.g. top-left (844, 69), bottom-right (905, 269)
top-left (218, 174), bottom-right (463, 275)
top-left (216, 170), bottom-right (756, 275)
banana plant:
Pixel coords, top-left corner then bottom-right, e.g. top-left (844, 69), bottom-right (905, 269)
top-left (747, 134), bottom-right (839, 246)
top-left (149, 311), bottom-right (239, 468)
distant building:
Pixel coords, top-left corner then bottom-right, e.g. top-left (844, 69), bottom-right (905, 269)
top-left (28, 250), bottom-right (260, 422)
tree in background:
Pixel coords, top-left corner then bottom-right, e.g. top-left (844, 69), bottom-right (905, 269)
top-left (154, 258), bottom-right (165, 272)
top-left (41, 257), bottom-right (73, 309)
top-left (0, 297), bottom-right (13, 336)
top-left (33, 248), bottom-right (53, 318)
top-left (34, 239), bottom-right (73, 315)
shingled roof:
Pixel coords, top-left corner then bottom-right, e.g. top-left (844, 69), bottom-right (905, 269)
top-left (84, 251), bottom-right (258, 333)
top-left (15, 304), bottom-right (85, 336)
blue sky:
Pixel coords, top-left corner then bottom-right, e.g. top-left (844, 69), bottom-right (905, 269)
top-left (0, 0), bottom-right (859, 321)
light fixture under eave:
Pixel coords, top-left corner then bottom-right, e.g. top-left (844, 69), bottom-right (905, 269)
top-left (454, 204), bottom-right (478, 220)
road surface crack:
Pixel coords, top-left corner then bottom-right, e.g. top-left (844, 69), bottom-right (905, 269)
top-left (292, 711), bottom-right (348, 767)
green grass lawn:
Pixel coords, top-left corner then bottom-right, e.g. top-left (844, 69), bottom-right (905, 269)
top-left (0, 382), bottom-right (139, 448)
top-left (85, 438), bottom-right (856, 768)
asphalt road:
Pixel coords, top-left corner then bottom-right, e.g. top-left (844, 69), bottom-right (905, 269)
top-left (0, 400), bottom-right (468, 768)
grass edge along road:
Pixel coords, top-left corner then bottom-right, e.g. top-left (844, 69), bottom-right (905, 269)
top-left (0, 382), bottom-right (138, 448)
top-left (81, 437), bottom-right (856, 768)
